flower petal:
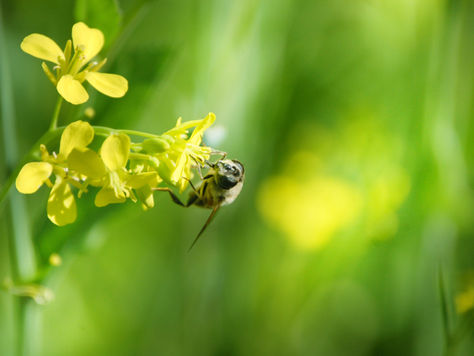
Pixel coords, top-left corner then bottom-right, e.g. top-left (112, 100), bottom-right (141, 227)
top-left (170, 152), bottom-right (188, 185)
top-left (86, 72), bottom-right (128, 98)
top-left (20, 34), bottom-right (64, 64)
top-left (189, 112), bottom-right (216, 145)
top-left (141, 137), bottom-right (170, 153)
top-left (68, 148), bottom-right (106, 179)
top-left (178, 164), bottom-right (193, 192)
top-left (156, 159), bottom-right (174, 186)
top-left (72, 22), bottom-right (104, 63)
top-left (100, 134), bottom-right (130, 171)
top-left (59, 120), bottom-right (94, 159)
top-left (136, 186), bottom-right (154, 210)
top-left (95, 186), bottom-right (126, 207)
top-left (47, 180), bottom-right (77, 226)
top-left (57, 75), bottom-right (89, 105)
top-left (126, 172), bottom-right (159, 189)
top-left (15, 162), bottom-right (53, 194)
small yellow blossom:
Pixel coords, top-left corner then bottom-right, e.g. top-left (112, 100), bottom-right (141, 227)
top-left (21, 22), bottom-right (128, 105)
top-left (155, 112), bottom-right (215, 191)
top-left (129, 160), bottom-right (162, 210)
top-left (16, 120), bottom-right (95, 225)
top-left (94, 133), bottom-right (158, 207)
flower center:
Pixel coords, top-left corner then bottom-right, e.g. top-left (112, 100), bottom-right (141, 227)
top-left (66, 45), bottom-right (87, 77)
top-left (109, 171), bottom-right (129, 199)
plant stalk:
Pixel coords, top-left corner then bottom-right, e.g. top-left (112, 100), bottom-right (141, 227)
top-left (48, 96), bottom-right (63, 131)
top-left (0, 5), bottom-right (38, 355)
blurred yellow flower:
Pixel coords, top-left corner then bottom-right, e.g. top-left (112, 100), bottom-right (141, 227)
top-left (456, 284), bottom-right (474, 314)
top-left (21, 22), bottom-right (128, 105)
top-left (258, 168), bottom-right (362, 249)
top-left (257, 115), bottom-right (411, 250)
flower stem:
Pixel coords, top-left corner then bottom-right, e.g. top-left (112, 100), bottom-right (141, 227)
top-left (117, 129), bottom-right (161, 139)
top-left (129, 152), bottom-right (155, 161)
top-left (91, 125), bottom-right (161, 139)
top-left (49, 96), bottom-right (63, 131)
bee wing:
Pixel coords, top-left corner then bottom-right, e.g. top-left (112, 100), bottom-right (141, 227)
top-left (187, 206), bottom-right (220, 252)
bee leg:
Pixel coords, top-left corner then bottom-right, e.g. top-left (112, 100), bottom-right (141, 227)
top-left (191, 157), bottom-right (213, 179)
top-left (202, 151), bottom-right (227, 169)
top-left (183, 177), bottom-right (198, 192)
top-left (211, 149), bottom-right (227, 160)
top-left (153, 187), bottom-right (187, 207)
top-left (153, 187), bottom-right (200, 207)
top-left (196, 164), bottom-right (205, 180)
top-left (186, 191), bottom-right (199, 206)
top-left (182, 181), bottom-right (204, 208)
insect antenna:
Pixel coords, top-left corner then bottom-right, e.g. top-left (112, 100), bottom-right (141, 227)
top-left (188, 206), bottom-right (220, 252)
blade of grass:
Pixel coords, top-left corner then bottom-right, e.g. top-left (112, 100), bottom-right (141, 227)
top-left (438, 266), bottom-right (452, 346)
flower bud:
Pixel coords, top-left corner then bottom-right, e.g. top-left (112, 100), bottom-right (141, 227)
top-left (142, 137), bottom-right (171, 153)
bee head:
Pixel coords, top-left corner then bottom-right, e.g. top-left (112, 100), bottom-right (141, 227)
top-left (214, 159), bottom-right (245, 189)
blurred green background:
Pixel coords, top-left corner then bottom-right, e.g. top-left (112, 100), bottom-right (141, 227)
top-left (1, 0), bottom-right (473, 355)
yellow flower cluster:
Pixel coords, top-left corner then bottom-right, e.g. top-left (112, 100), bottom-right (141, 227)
top-left (21, 22), bottom-right (127, 104)
top-left (16, 113), bottom-right (216, 226)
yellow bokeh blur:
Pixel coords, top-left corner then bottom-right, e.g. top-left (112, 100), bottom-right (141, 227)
top-left (258, 115), bottom-right (411, 250)
top-left (258, 171), bottom-right (362, 250)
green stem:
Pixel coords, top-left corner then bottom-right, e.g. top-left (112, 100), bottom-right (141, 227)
top-left (93, 125), bottom-right (161, 139)
top-left (48, 96), bottom-right (63, 131)
top-left (0, 4), bottom-right (38, 356)
top-left (117, 129), bottom-right (160, 138)
top-left (129, 152), bottom-right (155, 161)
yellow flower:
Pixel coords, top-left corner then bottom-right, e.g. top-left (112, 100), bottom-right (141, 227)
top-left (154, 112), bottom-right (215, 191)
top-left (21, 22), bottom-right (128, 105)
top-left (129, 160), bottom-right (162, 210)
top-left (14, 113), bottom-right (218, 226)
top-left (94, 133), bottom-right (158, 207)
top-left (16, 121), bottom-right (95, 225)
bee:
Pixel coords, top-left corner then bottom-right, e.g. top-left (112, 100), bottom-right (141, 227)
top-left (154, 159), bottom-right (245, 251)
